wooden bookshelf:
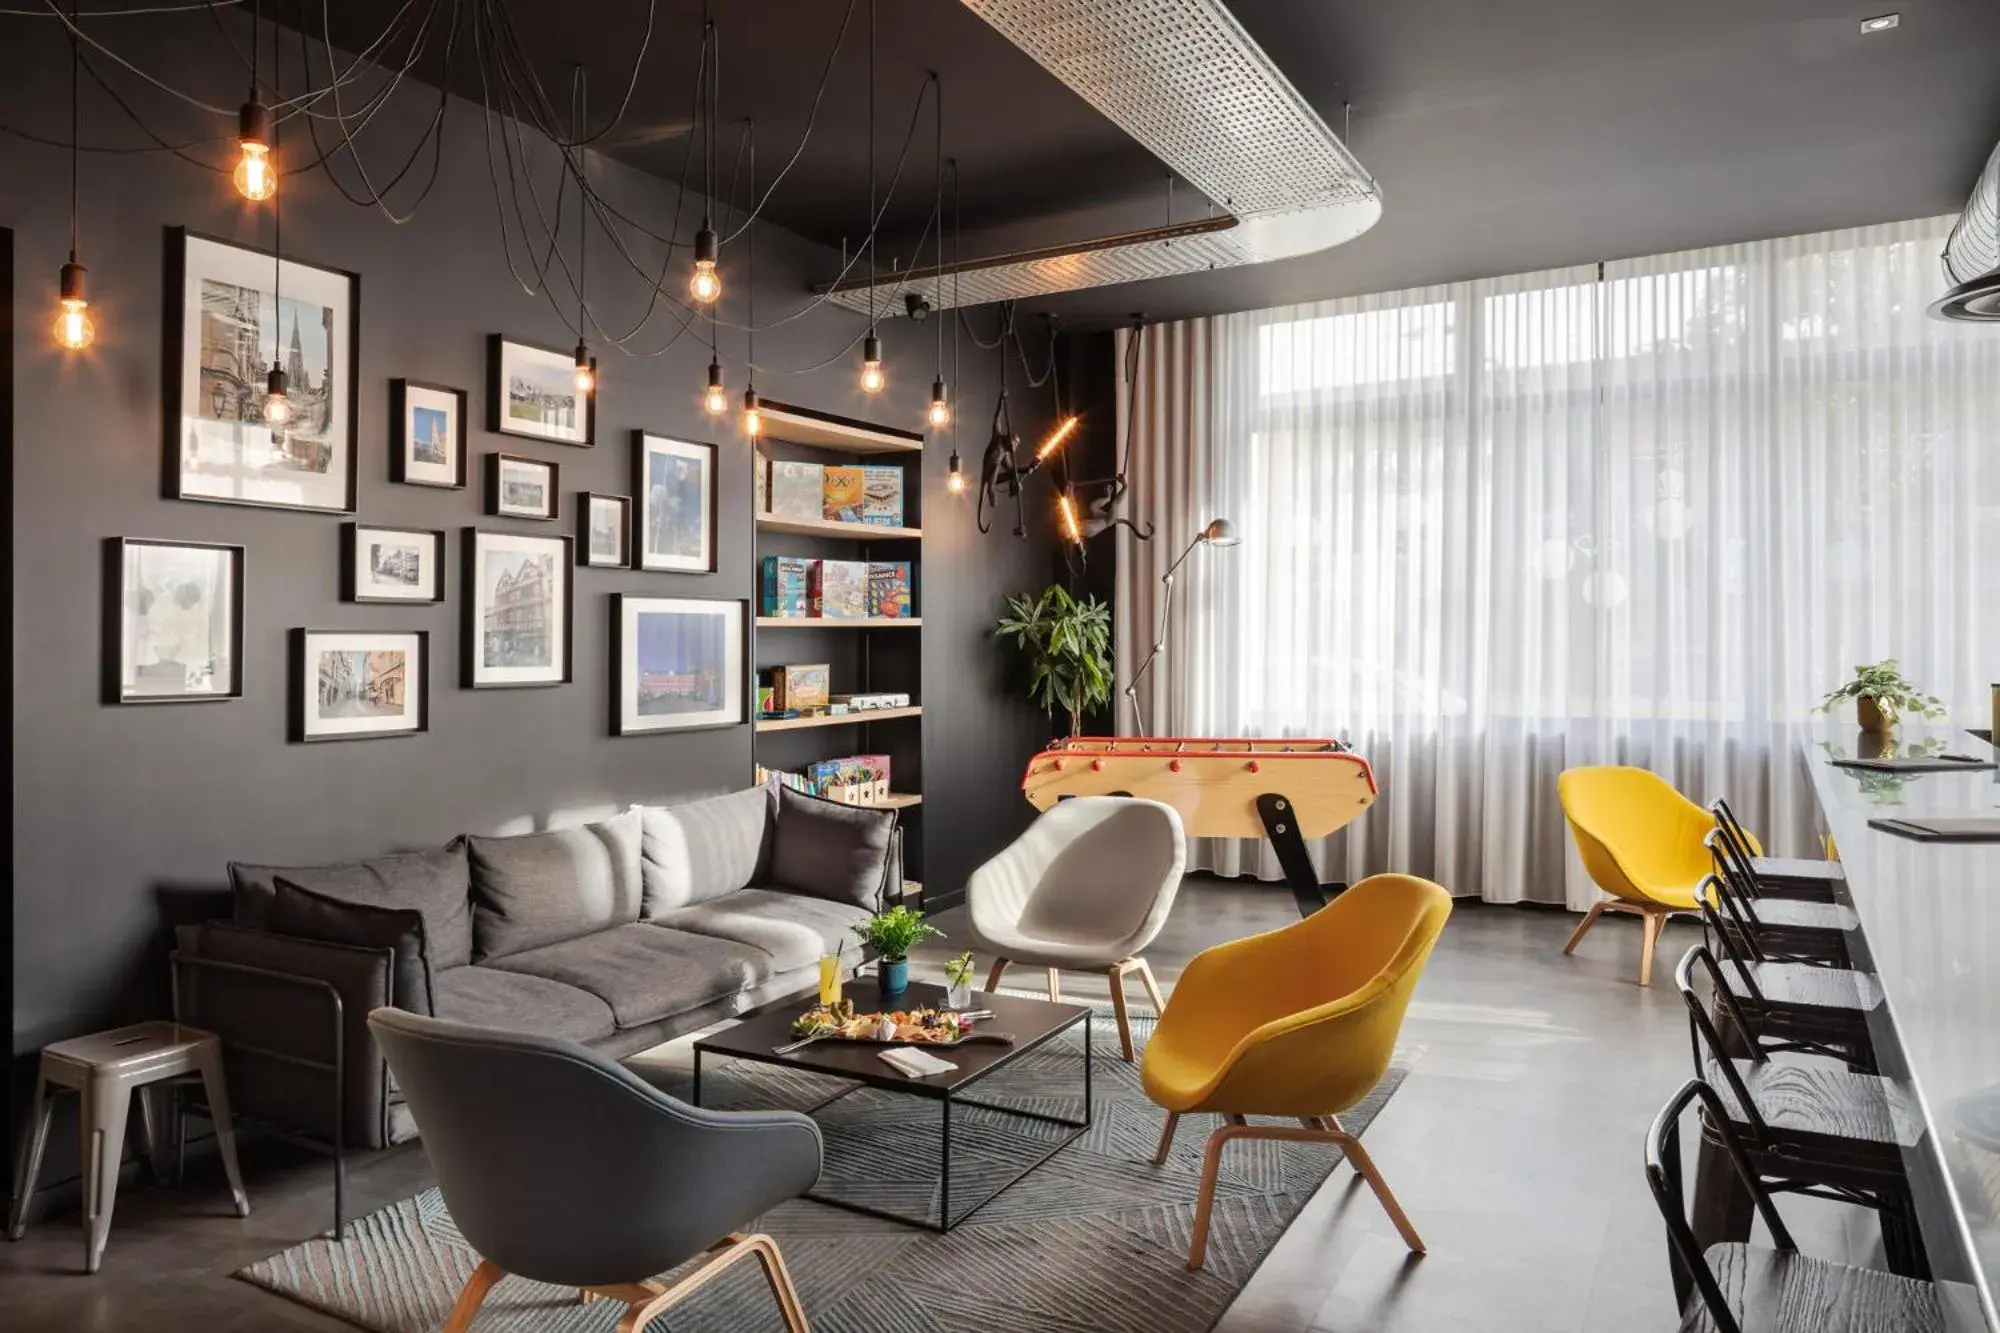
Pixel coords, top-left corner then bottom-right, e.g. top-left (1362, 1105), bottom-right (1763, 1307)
top-left (876, 792), bottom-right (923, 810)
top-left (754, 705), bottom-right (922, 733)
top-left (756, 616), bottom-right (921, 629)
top-left (758, 399), bottom-right (925, 455)
top-left (756, 513), bottom-right (922, 540)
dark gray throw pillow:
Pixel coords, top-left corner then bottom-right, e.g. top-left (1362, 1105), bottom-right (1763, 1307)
top-left (768, 787), bottom-right (896, 910)
top-left (228, 841), bottom-right (474, 970)
top-left (269, 877), bottom-right (436, 1016)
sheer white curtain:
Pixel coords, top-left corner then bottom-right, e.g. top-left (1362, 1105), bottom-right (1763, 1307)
top-left (1115, 217), bottom-right (2000, 907)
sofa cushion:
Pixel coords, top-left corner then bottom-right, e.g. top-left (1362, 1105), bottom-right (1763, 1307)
top-left (270, 878), bottom-right (436, 1015)
top-left (229, 842), bottom-right (474, 969)
top-left (651, 887), bottom-right (872, 972)
top-left (639, 786), bottom-right (776, 915)
top-left (768, 787), bottom-right (896, 911)
top-left (468, 811), bottom-right (643, 962)
top-left (487, 923), bottom-right (767, 1029)
top-left (431, 965), bottom-right (617, 1044)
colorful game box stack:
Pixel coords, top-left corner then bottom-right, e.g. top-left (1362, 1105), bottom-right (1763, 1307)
top-left (755, 754), bottom-right (893, 804)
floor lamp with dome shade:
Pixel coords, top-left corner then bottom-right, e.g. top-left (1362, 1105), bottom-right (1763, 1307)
top-left (1124, 518), bottom-right (1241, 738)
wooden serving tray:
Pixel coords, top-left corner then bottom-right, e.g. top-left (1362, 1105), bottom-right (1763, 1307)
top-left (773, 1030), bottom-right (1016, 1056)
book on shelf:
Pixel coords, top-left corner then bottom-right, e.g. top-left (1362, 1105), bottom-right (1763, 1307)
top-left (754, 448), bottom-right (770, 514)
top-left (760, 555), bottom-right (812, 617)
top-left (767, 663), bottom-right (831, 712)
top-left (866, 561), bottom-right (913, 618)
top-left (769, 461), bottom-right (825, 522)
top-left (756, 755), bottom-right (894, 806)
top-left (811, 560), bottom-right (870, 619)
top-left (860, 465), bottom-right (904, 526)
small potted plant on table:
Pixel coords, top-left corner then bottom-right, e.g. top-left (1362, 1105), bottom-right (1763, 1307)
top-left (1817, 659), bottom-right (1947, 736)
top-left (853, 905), bottom-right (941, 998)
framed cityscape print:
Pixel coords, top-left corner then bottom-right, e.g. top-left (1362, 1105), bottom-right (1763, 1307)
top-left (104, 537), bottom-right (244, 704)
top-left (487, 452), bottom-right (559, 520)
top-left (633, 432), bottom-right (716, 573)
top-left (463, 528), bottom-right (573, 688)
top-left (343, 523), bottom-right (446, 603)
top-left (291, 628), bottom-right (429, 742)
top-left (390, 379), bottom-right (467, 489)
top-left (488, 335), bottom-right (594, 447)
top-left (612, 595), bottom-right (747, 735)
top-left (166, 228), bottom-right (358, 513)
top-left (580, 492), bottom-right (632, 568)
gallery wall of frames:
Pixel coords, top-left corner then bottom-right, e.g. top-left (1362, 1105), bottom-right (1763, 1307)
top-left (1, 13), bottom-right (1065, 1071)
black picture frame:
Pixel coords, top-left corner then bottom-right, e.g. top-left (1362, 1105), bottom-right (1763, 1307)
top-left (487, 334), bottom-right (596, 447)
top-left (486, 451), bottom-right (560, 520)
top-left (102, 537), bottom-right (246, 705)
top-left (578, 492), bottom-right (633, 568)
top-left (389, 378), bottom-right (468, 489)
top-left (610, 594), bottom-right (750, 736)
top-left (163, 227), bottom-right (360, 514)
top-left (461, 528), bottom-right (575, 689)
top-left (342, 523), bottom-right (447, 604)
top-left (290, 627), bottom-right (430, 743)
top-left (632, 430), bottom-right (719, 573)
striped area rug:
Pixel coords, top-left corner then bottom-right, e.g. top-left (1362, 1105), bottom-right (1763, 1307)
top-left (240, 1003), bottom-right (1403, 1333)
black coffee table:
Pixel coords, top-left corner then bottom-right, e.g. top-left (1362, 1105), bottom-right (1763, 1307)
top-left (691, 978), bottom-right (1092, 1232)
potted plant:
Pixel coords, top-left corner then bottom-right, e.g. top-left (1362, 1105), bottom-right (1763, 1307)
top-left (995, 584), bottom-right (1113, 738)
top-left (943, 950), bottom-right (977, 1009)
top-left (853, 904), bottom-right (942, 998)
top-left (1816, 659), bottom-right (1947, 735)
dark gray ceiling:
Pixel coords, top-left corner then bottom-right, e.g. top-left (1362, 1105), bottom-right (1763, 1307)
top-left (319, 0), bottom-right (2000, 327)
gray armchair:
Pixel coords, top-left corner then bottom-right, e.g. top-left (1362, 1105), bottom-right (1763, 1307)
top-left (367, 1009), bottom-right (820, 1332)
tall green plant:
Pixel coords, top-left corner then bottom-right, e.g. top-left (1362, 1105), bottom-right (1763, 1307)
top-left (995, 584), bottom-right (1113, 737)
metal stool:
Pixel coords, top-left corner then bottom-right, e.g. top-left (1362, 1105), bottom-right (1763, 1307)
top-left (6, 1021), bottom-right (249, 1273)
top-left (1702, 853), bottom-right (1854, 968)
top-left (1708, 799), bottom-right (1844, 902)
top-left (1694, 895), bottom-right (1879, 1070)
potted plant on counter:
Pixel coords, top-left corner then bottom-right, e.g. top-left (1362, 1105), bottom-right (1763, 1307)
top-left (1817, 659), bottom-right (1948, 735)
top-left (854, 905), bottom-right (941, 998)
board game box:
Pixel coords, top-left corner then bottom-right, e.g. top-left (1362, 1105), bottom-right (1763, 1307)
top-left (769, 461), bottom-right (825, 522)
top-left (860, 465), bottom-right (905, 527)
top-left (867, 561), bottom-right (913, 618)
top-left (811, 559), bottom-right (870, 619)
top-left (771, 663), bottom-right (830, 711)
top-left (760, 555), bottom-right (813, 618)
top-left (823, 466), bottom-right (866, 523)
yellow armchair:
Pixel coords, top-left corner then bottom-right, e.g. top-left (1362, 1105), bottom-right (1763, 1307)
top-left (1558, 765), bottom-right (1732, 986)
top-left (1141, 873), bottom-right (1452, 1270)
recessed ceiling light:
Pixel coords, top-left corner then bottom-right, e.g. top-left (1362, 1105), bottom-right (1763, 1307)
top-left (1860, 13), bottom-right (1901, 33)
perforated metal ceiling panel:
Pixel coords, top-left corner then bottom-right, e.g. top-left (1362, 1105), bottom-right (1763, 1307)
top-left (823, 0), bottom-right (1381, 314)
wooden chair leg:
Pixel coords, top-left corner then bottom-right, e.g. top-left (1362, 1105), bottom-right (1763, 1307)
top-left (612, 1234), bottom-right (802, 1333)
top-left (1561, 901), bottom-right (1607, 956)
top-left (748, 1233), bottom-right (813, 1333)
top-left (1152, 1111), bottom-right (1181, 1165)
top-left (984, 958), bottom-right (1009, 992)
top-left (1046, 968), bottom-right (1062, 1002)
top-left (1188, 1123), bottom-right (1252, 1270)
top-left (1329, 1128), bottom-right (1426, 1254)
top-left (1132, 957), bottom-right (1167, 1013)
top-left (1638, 907), bottom-right (1666, 988)
top-left (1107, 964), bottom-right (1135, 1062)
top-left (443, 1260), bottom-right (505, 1333)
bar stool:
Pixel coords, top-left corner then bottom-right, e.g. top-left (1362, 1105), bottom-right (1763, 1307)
top-left (1694, 892), bottom-right (1879, 1071)
top-left (1647, 1078), bottom-right (1942, 1333)
top-left (1702, 847), bottom-right (1853, 968)
top-left (1709, 799), bottom-right (1843, 903)
top-left (1674, 948), bottom-right (1925, 1278)
top-left (6, 1021), bottom-right (249, 1273)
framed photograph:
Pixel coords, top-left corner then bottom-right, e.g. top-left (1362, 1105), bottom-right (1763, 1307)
top-left (292, 628), bottom-right (428, 742)
top-left (612, 595), bottom-right (747, 735)
top-left (390, 379), bottom-right (467, 489)
top-left (463, 528), bottom-right (573, 688)
top-left (633, 432), bottom-right (717, 573)
top-left (343, 523), bottom-right (445, 603)
top-left (104, 537), bottom-right (244, 704)
top-left (166, 228), bottom-right (358, 513)
top-left (487, 452), bottom-right (559, 520)
top-left (488, 335), bottom-right (594, 447)
top-left (580, 492), bottom-right (632, 568)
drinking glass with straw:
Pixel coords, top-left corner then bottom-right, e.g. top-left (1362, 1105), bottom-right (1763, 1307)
top-left (818, 939), bottom-right (844, 1007)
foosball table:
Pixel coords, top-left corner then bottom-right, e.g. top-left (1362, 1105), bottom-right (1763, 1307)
top-left (1021, 736), bottom-right (1377, 916)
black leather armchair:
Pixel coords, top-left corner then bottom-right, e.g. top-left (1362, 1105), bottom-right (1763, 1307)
top-left (367, 1008), bottom-right (821, 1331)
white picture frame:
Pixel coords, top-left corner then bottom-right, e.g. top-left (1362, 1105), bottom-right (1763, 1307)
top-left (293, 628), bottom-right (428, 742)
top-left (487, 452), bottom-right (559, 521)
top-left (489, 335), bottom-right (594, 446)
top-left (613, 595), bottom-right (747, 734)
top-left (343, 524), bottom-right (445, 603)
top-left (391, 379), bottom-right (467, 488)
top-left (463, 528), bottom-right (573, 688)
top-left (105, 537), bottom-right (243, 704)
top-left (633, 431), bottom-right (717, 573)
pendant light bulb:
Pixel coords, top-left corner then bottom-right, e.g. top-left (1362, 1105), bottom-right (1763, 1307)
top-left (233, 100), bottom-right (277, 201)
top-left (703, 360), bottom-right (728, 416)
top-left (263, 364), bottom-right (291, 425)
top-left (52, 257), bottom-right (94, 351)
top-left (860, 334), bottom-right (886, 395)
top-left (572, 341), bottom-right (595, 395)
top-left (742, 387), bottom-right (763, 437)
top-left (1057, 488), bottom-right (1084, 546)
top-left (946, 449), bottom-right (965, 497)
top-left (927, 378), bottom-right (951, 429)
top-left (690, 222), bottom-right (721, 304)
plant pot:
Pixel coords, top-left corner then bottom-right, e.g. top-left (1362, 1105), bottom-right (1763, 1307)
top-left (879, 958), bottom-right (910, 996)
top-left (1857, 696), bottom-right (1896, 735)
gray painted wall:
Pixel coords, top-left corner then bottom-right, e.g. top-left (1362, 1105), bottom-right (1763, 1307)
top-left (2, 16), bottom-right (1061, 1113)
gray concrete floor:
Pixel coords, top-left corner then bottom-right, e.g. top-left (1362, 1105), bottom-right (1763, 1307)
top-left (0, 881), bottom-right (1878, 1331)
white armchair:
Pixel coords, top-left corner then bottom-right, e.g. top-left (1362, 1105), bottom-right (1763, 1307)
top-left (967, 797), bottom-right (1188, 1061)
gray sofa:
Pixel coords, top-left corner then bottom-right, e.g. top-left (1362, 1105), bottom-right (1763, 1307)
top-left (172, 786), bottom-right (897, 1177)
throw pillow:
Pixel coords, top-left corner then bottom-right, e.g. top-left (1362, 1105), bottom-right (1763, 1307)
top-left (269, 877), bottom-right (436, 1016)
top-left (466, 809), bottom-right (643, 961)
top-left (768, 786), bottom-right (896, 911)
top-left (639, 785), bottom-right (778, 916)
top-left (227, 842), bottom-right (474, 970)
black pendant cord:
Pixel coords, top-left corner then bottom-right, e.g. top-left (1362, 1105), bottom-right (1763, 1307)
top-left (67, 0), bottom-right (79, 263)
top-left (866, 0), bottom-right (875, 342)
top-left (932, 70), bottom-right (943, 389)
top-left (951, 158), bottom-right (960, 417)
top-left (707, 13), bottom-right (718, 365)
top-left (271, 27), bottom-right (284, 374)
top-left (745, 118), bottom-right (755, 389)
